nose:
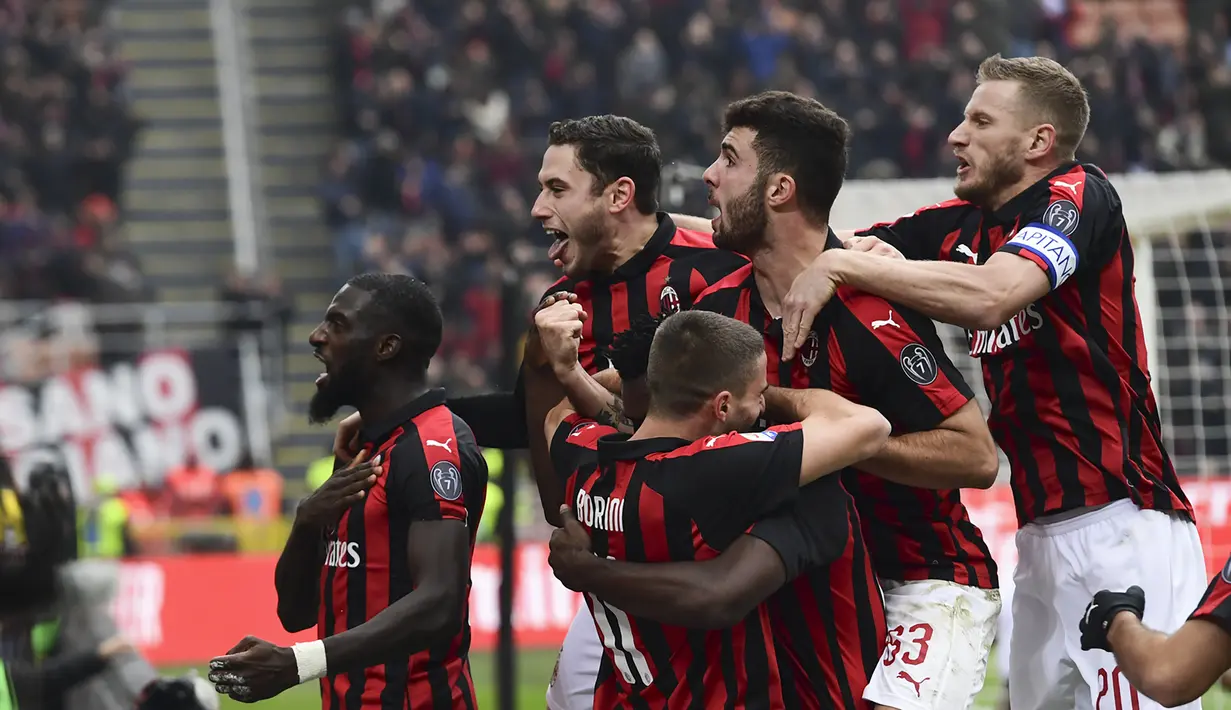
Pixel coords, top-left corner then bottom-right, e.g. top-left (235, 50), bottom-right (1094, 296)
top-left (702, 160), bottom-right (719, 190)
top-left (530, 193), bottom-right (550, 221)
top-left (308, 323), bottom-right (326, 347)
top-left (948, 122), bottom-right (968, 149)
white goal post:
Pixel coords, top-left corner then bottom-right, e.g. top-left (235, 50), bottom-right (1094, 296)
top-left (661, 165), bottom-right (1231, 479)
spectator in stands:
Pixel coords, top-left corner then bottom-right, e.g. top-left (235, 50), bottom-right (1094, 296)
top-left (163, 454), bottom-right (223, 519)
top-left (0, 0), bottom-right (143, 303)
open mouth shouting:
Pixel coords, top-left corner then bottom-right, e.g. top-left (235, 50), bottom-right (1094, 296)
top-left (546, 228), bottom-right (571, 267)
top-left (314, 351), bottom-right (330, 388)
top-left (956, 155), bottom-right (972, 178)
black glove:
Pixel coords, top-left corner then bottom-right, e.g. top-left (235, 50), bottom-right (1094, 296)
top-left (1080, 585), bottom-right (1146, 652)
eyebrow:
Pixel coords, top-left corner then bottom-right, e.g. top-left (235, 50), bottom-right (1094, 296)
top-left (721, 142), bottom-right (739, 160)
top-left (540, 176), bottom-right (567, 188)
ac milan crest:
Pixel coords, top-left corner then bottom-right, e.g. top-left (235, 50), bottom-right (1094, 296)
top-left (659, 285), bottom-right (681, 314)
top-left (800, 332), bottom-right (821, 367)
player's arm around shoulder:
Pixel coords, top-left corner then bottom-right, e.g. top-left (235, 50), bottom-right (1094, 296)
top-left (549, 507), bottom-right (790, 630)
top-left (832, 295), bottom-right (999, 489)
top-left (763, 386), bottom-right (891, 484)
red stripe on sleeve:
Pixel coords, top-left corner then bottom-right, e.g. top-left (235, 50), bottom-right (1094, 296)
top-left (836, 288), bottom-right (969, 418)
top-left (414, 406), bottom-right (467, 521)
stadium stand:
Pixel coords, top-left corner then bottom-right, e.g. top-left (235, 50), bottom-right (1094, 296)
top-left (0, 0), bottom-right (143, 304)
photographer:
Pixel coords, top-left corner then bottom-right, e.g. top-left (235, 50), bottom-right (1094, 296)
top-left (0, 458), bottom-right (134, 710)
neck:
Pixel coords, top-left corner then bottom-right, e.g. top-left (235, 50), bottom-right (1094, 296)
top-left (986, 161), bottom-right (1065, 212)
top-left (603, 212), bottom-right (660, 273)
top-left (629, 411), bottom-right (715, 443)
top-left (356, 376), bottom-right (428, 428)
top-left (749, 217), bottom-right (830, 318)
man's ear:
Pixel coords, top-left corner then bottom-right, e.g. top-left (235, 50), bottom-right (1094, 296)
top-left (765, 172), bottom-right (796, 210)
top-left (712, 391), bottom-right (733, 425)
top-left (1025, 123), bottom-right (1058, 161)
top-left (376, 334), bottom-right (402, 361)
top-left (608, 177), bottom-right (636, 213)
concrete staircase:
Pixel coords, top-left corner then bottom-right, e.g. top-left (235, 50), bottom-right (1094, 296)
top-left (245, 0), bottom-right (340, 472)
top-left (116, 0), bottom-right (233, 303)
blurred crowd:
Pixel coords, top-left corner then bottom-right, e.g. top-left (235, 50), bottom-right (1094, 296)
top-left (324, 0), bottom-right (1231, 394)
top-left (0, 0), bottom-right (144, 304)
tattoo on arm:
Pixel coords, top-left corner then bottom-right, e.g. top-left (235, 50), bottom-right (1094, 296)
top-left (596, 396), bottom-right (635, 433)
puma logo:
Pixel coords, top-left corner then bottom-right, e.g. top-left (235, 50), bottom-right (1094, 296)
top-left (426, 438), bottom-right (453, 453)
top-left (897, 671), bottom-right (929, 698)
top-left (955, 244), bottom-right (978, 264)
top-left (1054, 179), bottom-right (1083, 196)
top-left (871, 311), bottom-right (900, 330)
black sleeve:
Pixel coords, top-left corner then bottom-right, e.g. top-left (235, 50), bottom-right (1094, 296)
top-left (748, 476), bottom-right (855, 577)
top-left (996, 168), bottom-right (1121, 289)
top-left (829, 291), bottom-right (973, 433)
top-left (386, 426), bottom-right (488, 524)
top-left (548, 414), bottom-right (618, 482)
top-left (672, 425), bottom-right (806, 545)
top-left (855, 201), bottom-right (965, 261)
top-left (1190, 556), bottom-right (1231, 634)
top-left (445, 368), bottom-right (528, 449)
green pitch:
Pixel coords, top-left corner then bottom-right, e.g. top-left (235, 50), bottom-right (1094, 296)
top-left (170, 647), bottom-right (1231, 709)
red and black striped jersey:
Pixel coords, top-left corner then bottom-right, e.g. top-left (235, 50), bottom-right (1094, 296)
top-left (318, 389), bottom-right (488, 710)
top-left (541, 212), bottom-right (749, 374)
top-left (1191, 554), bottom-right (1231, 634)
top-left (860, 162), bottom-right (1193, 526)
top-left (695, 237), bottom-right (998, 590)
top-left (746, 480), bottom-right (887, 710)
top-left (550, 414), bottom-right (812, 710)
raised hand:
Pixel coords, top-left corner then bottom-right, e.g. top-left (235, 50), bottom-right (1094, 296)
top-left (209, 636), bottom-right (298, 703)
top-left (332, 412), bottom-right (364, 464)
top-left (780, 252), bottom-right (842, 361)
top-left (534, 299), bottom-right (588, 379)
top-left (548, 505), bottom-right (596, 592)
top-left (1079, 585), bottom-right (1146, 652)
top-left (296, 450), bottom-right (381, 527)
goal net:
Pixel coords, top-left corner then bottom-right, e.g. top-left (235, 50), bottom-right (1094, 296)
top-left (663, 165), bottom-right (1231, 568)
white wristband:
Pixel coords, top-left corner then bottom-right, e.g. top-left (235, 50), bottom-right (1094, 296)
top-left (291, 640), bottom-right (328, 684)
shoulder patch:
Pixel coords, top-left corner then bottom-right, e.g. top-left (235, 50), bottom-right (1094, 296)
top-left (740, 431), bottom-right (779, 443)
top-left (430, 461), bottom-right (463, 501)
top-left (899, 343), bottom-right (938, 385)
top-left (1043, 199), bottom-right (1080, 236)
top-left (569, 421), bottom-right (599, 439)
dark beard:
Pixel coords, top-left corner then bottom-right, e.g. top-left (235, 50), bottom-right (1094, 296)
top-left (308, 363), bottom-right (365, 424)
top-left (563, 207), bottom-right (613, 278)
top-left (712, 177), bottom-right (768, 254)
top-left (954, 153), bottom-right (1024, 207)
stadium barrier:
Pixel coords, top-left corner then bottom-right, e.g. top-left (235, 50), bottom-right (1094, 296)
top-left (112, 477), bottom-right (1231, 665)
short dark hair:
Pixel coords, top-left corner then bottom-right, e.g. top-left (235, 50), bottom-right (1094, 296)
top-left (547, 115), bottom-right (662, 215)
top-left (722, 91), bottom-right (850, 221)
top-left (346, 273), bottom-right (442, 371)
top-left (646, 311), bottom-right (765, 418)
top-left (605, 314), bottom-right (668, 381)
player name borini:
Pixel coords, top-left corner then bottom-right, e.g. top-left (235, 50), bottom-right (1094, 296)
top-left (575, 488), bottom-right (624, 533)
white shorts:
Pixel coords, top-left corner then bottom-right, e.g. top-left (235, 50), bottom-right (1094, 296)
top-left (863, 579), bottom-right (1000, 710)
top-left (545, 605), bottom-right (602, 710)
top-left (1010, 499), bottom-right (1207, 710)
